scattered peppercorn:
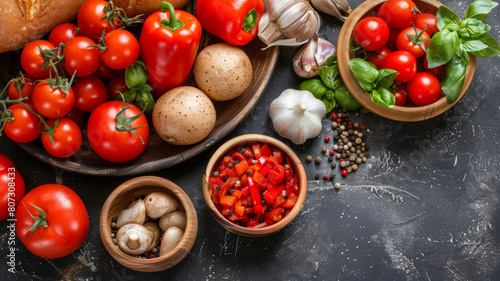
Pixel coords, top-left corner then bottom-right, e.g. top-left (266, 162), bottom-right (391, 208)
top-left (332, 113), bottom-right (337, 119)
top-left (341, 170), bottom-right (348, 176)
top-left (315, 175), bottom-right (320, 180)
top-left (322, 147), bottom-right (327, 153)
top-left (334, 183), bottom-right (341, 189)
top-left (306, 155), bottom-right (313, 162)
top-left (330, 150), bottom-right (335, 156)
top-left (315, 156), bottom-right (322, 163)
top-left (323, 175), bottom-right (328, 179)
top-left (213, 171), bottom-right (220, 177)
top-left (324, 136), bottom-right (330, 142)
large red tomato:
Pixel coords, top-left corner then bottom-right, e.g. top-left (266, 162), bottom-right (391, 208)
top-left (73, 75), bottom-right (108, 112)
top-left (20, 40), bottom-right (56, 79)
top-left (413, 13), bottom-right (439, 36)
top-left (407, 72), bottom-right (441, 106)
top-left (77, 0), bottom-right (120, 40)
top-left (353, 17), bottom-right (390, 51)
top-left (396, 27), bottom-right (430, 58)
top-left (32, 79), bottom-right (75, 119)
top-left (382, 50), bottom-right (417, 82)
top-left (7, 74), bottom-right (35, 103)
top-left (0, 153), bottom-right (25, 221)
top-left (42, 118), bottom-right (82, 158)
top-left (64, 37), bottom-right (102, 77)
top-left (15, 184), bottom-right (89, 259)
top-left (3, 103), bottom-right (41, 143)
top-left (377, 0), bottom-right (417, 29)
top-left (87, 101), bottom-right (149, 163)
top-left (98, 30), bottom-right (140, 70)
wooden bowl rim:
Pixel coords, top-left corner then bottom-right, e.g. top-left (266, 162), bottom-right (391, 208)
top-left (99, 176), bottom-right (198, 271)
top-left (202, 134), bottom-right (307, 237)
top-left (337, 0), bottom-right (476, 122)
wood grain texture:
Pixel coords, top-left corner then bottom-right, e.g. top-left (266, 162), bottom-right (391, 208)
top-left (337, 0), bottom-right (476, 122)
top-left (202, 134), bottom-right (307, 237)
top-left (99, 176), bottom-right (198, 272)
top-left (7, 1), bottom-right (279, 176)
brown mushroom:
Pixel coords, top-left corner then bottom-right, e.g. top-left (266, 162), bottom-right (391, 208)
top-left (159, 226), bottom-right (184, 256)
top-left (116, 199), bottom-right (147, 228)
top-left (143, 222), bottom-right (161, 252)
top-left (159, 210), bottom-right (187, 231)
top-left (144, 192), bottom-right (178, 219)
top-left (116, 223), bottom-right (153, 256)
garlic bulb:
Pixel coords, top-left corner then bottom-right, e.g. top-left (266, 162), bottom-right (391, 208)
top-left (309, 0), bottom-right (352, 22)
top-left (293, 37), bottom-right (336, 78)
top-left (259, 0), bottom-right (322, 47)
top-left (269, 89), bottom-right (326, 145)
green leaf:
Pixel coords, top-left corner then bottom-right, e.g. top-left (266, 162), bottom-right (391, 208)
top-left (461, 39), bottom-right (488, 53)
top-left (465, 0), bottom-right (499, 22)
top-left (436, 6), bottom-right (461, 30)
top-left (375, 69), bottom-right (398, 89)
top-left (318, 64), bottom-right (341, 89)
top-left (125, 60), bottom-right (148, 89)
top-left (358, 80), bottom-right (374, 92)
top-left (298, 79), bottom-right (329, 99)
top-left (426, 29), bottom-right (460, 68)
top-left (441, 54), bottom-right (467, 103)
top-left (322, 90), bottom-right (336, 113)
top-left (349, 58), bottom-right (379, 84)
top-left (456, 44), bottom-right (471, 65)
top-left (459, 18), bottom-right (491, 38)
top-left (370, 88), bottom-right (395, 108)
top-left (325, 55), bottom-right (338, 67)
top-left (334, 85), bottom-right (362, 111)
top-left (469, 33), bottom-right (500, 57)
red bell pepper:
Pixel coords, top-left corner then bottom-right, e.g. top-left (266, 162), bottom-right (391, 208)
top-left (139, 2), bottom-right (202, 97)
top-left (248, 177), bottom-right (264, 214)
top-left (262, 183), bottom-right (285, 204)
top-left (267, 164), bottom-right (285, 185)
top-left (196, 0), bottom-right (264, 46)
top-left (235, 159), bottom-right (249, 176)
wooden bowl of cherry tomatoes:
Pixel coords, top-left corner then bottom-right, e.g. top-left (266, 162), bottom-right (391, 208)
top-left (338, 0), bottom-right (476, 122)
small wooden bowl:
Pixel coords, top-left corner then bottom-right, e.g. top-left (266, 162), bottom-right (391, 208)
top-left (202, 134), bottom-right (307, 237)
top-left (99, 176), bottom-right (198, 272)
top-left (337, 0), bottom-right (476, 122)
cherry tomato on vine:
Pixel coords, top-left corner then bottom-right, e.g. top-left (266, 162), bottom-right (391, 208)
top-left (15, 184), bottom-right (89, 259)
top-left (7, 74), bottom-right (35, 103)
top-left (20, 40), bottom-right (56, 79)
top-left (413, 13), bottom-right (439, 36)
top-left (377, 0), bottom-right (417, 29)
top-left (382, 50), bottom-right (417, 82)
top-left (423, 55), bottom-right (443, 79)
top-left (49, 23), bottom-right (82, 47)
top-left (353, 17), bottom-right (390, 51)
top-left (3, 103), bottom-right (41, 143)
top-left (0, 153), bottom-right (25, 221)
top-left (95, 61), bottom-right (119, 80)
top-left (393, 90), bottom-right (408, 106)
top-left (396, 27), bottom-right (430, 58)
top-left (32, 79), bottom-right (75, 119)
top-left (106, 72), bottom-right (129, 100)
top-left (407, 72), bottom-right (441, 106)
top-left (98, 30), bottom-right (140, 70)
top-left (64, 37), bottom-right (101, 77)
top-left (87, 101), bottom-right (149, 163)
top-left (73, 75), bottom-right (108, 112)
top-left (77, 0), bottom-right (121, 40)
top-left (366, 46), bottom-right (392, 69)
top-left (41, 118), bottom-right (82, 158)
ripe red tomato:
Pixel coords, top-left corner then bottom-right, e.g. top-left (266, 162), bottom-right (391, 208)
top-left (77, 0), bottom-right (120, 40)
top-left (407, 72), bottom-right (441, 105)
top-left (423, 55), bottom-right (443, 79)
top-left (95, 61), bottom-right (120, 80)
top-left (0, 153), bottom-right (25, 221)
top-left (32, 79), bottom-right (75, 119)
top-left (15, 184), bottom-right (89, 259)
top-left (64, 37), bottom-right (102, 77)
top-left (106, 72), bottom-right (129, 100)
top-left (413, 13), bottom-right (439, 36)
top-left (65, 108), bottom-right (85, 127)
top-left (73, 75), bottom-right (108, 112)
top-left (49, 23), bottom-right (82, 46)
top-left (87, 101), bottom-right (149, 163)
top-left (396, 27), bottom-right (430, 58)
top-left (382, 50), bottom-right (417, 82)
top-left (353, 17), bottom-right (390, 51)
top-left (393, 90), bottom-right (408, 106)
top-left (41, 118), bottom-right (82, 158)
top-left (99, 30), bottom-right (140, 70)
top-left (20, 40), bottom-right (56, 79)
top-left (3, 103), bottom-right (41, 143)
top-left (386, 27), bottom-right (401, 50)
top-left (366, 46), bottom-right (392, 69)
top-left (7, 74), bottom-right (35, 103)
top-left (378, 0), bottom-right (417, 29)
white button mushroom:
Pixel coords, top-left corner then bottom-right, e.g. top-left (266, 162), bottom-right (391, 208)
top-left (116, 199), bottom-right (147, 228)
top-left (143, 222), bottom-right (161, 253)
top-left (116, 223), bottom-right (153, 256)
top-left (144, 192), bottom-right (178, 219)
top-left (159, 226), bottom-right (184, 256)
top-left (159, 210), bottom-right (187, 232)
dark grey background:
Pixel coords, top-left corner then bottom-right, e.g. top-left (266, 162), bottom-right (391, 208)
top-left (1, 0), bottom-right (500, 280)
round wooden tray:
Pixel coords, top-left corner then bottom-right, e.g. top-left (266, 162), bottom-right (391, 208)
top-left (0, 5), bottom-right (279, 176)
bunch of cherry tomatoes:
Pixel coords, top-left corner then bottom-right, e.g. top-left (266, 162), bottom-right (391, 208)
top-left (353, 0), bottom-right (443, 106)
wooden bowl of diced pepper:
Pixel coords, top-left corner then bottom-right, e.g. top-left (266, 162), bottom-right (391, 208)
top-left (202, 134), bottom-right (307, 237)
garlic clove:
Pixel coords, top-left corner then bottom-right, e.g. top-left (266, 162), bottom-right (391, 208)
top-left (309, 0), bottom-right (352, 22)
top-left (293, 37), bottom-right (336, 78)
top-left (315, 38), bottom-right (337, 66)
top-left (277, 2), bottom-right (309, 30)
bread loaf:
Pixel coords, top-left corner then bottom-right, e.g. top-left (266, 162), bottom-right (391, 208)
top-left (112, 0), bottom-right (190, 18)
top-left (0, 0), bottom-right (86, 53)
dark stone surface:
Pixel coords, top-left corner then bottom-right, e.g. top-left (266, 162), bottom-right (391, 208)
top-left (1, 0), bottom-right (500, 280)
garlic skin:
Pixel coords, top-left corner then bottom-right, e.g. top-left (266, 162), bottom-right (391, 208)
top-left (259, 0), bottom-right (322, 47)
top-left (309, 0), bottom-right (352, 22)
top-left (293, 37), bottom-right (336, 78)
top-left (269, 89), bottom-right (326, 145)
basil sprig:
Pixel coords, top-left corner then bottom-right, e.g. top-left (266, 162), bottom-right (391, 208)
top-left (426, 0), bottom-right (500, 103)
top-left (349, 58), bottom-right (396, 108)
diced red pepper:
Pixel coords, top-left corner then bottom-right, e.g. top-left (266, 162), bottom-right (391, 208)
top-left (250, 221), bottom-right (269, 229)
top-left (220, 195), bottom-right (238, 207)
top-left (268, 164), bottom-right (285, 185)
top-left (281, 192), bottom-right (298, 209)
top-left (232, 189), bottom-right (243, 199)
top-left (228, 212), bottom-right (242, 221)
top-left (259, 164), bottom-right (272, 177)
top-left (252, 171), bottom-right (267, 186)
top-left (272, 149), bottom-right (284, 163)
top-left (240, 173), bottom-right (248, 186)
top-left (235, 159), bottom-right (249, 176)
top-left (234, 200), bottom-right (245, 216)
top-left (284, 169), bottom-right (292, 183)
top-left (241, 185), bottom-right (250, 197)
top-left (231, 152), bottom-right (246, 161)
top-left (260, 143), bottom-right (272, 157)
top-left (263, 207), bottom-right (284, 221)
top-left (252, 144), bottom-right (261, 159)
top-left (248, 177), bottom-right (264, 214)
top-left (285, 176), bottom-right (299, 196)
top-left (262, 183), bottom-right (285, 204)
top-left (243, 147), bottom-right (254, 159)
top-left (286, 157), bottom-right (293, 176)
top-left (220, 177), bottom-right (239, 200)
top-left (272, 193), bottom-right (287, 208)
top-left (256, 156), bottom-right (267, 168)
top-left (222, 206), bottom-right (233, 216)
top-left (227, 168), bottom-right (238, 178)
top-left (244, 206), bottom-right (254, 214)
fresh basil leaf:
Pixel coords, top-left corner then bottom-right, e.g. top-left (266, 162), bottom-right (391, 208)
top-left (456, 44), bottom-right (471, 65)
top-left (358, 80), bottom-right (374, 92)
top-left (325, 55), bottom-right (338, 67)
top-left (298, 79), bottom-right (329, 99)
top-left (470, 33), bottom-right (500, 57)
top-left (442, 23), bottom-right (460, 32)
top-left (437, 6), bottom-right (461, 30)
top-left (334, 85), bottom-right (362, 111)
top-left (375, 69), bottom-right (398, 89)
top-left (349, 58), bottom-right (379, 84)
top-left (465, 0), bottom-right (499, 22)
top-left (461, 39), bottom-right (488, 53)
top-left (370, 88), bottom-right (395, 108)
top-left (426, 29), bottom-right (460, 68)
top-left (322, 90), bottom-right (336, 113)
top-left (318, 64), bottom-right (340, 89)
top-left (459, 18), bottom-right (491, 38)
top-left (441, 54), bottom-right (468, 103)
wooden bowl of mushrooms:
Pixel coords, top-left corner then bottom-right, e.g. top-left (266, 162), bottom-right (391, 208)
top-left (203, 134), bottom-right (307, 237)
top-left (99, 176), bottom-right (197, 272)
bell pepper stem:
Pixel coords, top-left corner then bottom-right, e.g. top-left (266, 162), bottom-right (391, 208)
top-left (243, 8), bottom-right (259, 32)
top-left (160, 2), bottom-right (185, 31)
